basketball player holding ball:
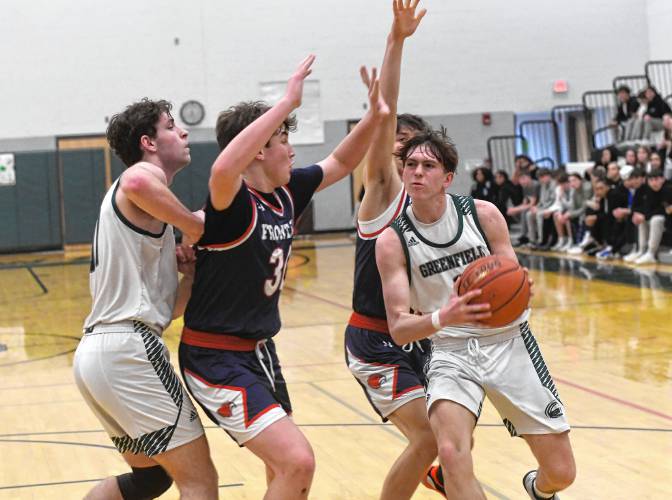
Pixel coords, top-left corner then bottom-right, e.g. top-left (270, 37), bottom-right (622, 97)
top-left (375, 128), bottom-right (576, 500)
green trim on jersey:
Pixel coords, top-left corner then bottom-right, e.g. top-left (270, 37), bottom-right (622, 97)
top-left (469, 197), bottom-right (492, 252)
top-left (403, 194), bottom-right (464, 248)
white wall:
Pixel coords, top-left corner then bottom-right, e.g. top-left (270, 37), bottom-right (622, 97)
top-left (0, 0), bottom-right (652, 139)
top-left (647, 0), bottom-right (672, 60)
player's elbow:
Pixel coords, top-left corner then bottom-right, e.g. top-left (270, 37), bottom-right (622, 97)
top-left (121, 173), bottom-right (150, 197)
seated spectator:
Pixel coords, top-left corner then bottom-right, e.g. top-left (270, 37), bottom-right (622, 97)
top-left (549, 173), bottom-right (573, 250)
top-left (624, 148), bottom-right (637, 166)
top-left (648, 151), bottom-right (664, 174)
top-left (597, 166), bottom-right (641, 259)
top-left (636, 145), bottom-right (651, 171)
top-left (569, 178), bottom-right (611, 255)
top-left (613, 85), bottom-right (641, 141)
top-left (657, 114), bottom-right (672, 180)
top-left (642, 86), bottom-right (672, 140)
top-left (628, 169), bottom-right (671, 264)
top-left (559, 173), bottom-right (590, 252)
top-left (470, 166), bottom-right (495, 202)
top-left (508, 171), bottom-right (538, 245)
top-left (492, 170), bottom-right (521, 226)
top-left (606, 161), bottom-right (621, 187)
top-left (512, 154), bottom-right (536, 181)
top-left (525, 168), bottom-right (556, 248)
top-left (595, 148), bottom-right (616, 168)
top-left (618, 168), bottom-right (647, 261)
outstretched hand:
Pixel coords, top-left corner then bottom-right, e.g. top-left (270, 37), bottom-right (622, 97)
top-left (392, 0), bottom-right (427, 40)
top-left (360, 66), bottom-right (390, 120)
top-left (284, 54), bottom-right (316, 109)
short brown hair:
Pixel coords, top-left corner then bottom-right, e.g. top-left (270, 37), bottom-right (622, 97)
top-left (396, 127), bottom-right (459, 173)
top-left (215, 101), bottom-right (297, 150)
top-left (106, 98), bottom-right (172, 167)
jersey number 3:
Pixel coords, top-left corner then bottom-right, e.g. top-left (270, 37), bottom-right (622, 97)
top-left (264, 247), bottom-right (288, 296)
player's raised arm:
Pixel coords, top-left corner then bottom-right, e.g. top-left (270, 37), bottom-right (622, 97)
top-left (316, 67), bottom-right (390, 192)
top-left (120, 162), bottom-right (203, 243)
top-left (376, 228), bottom-right (490, 346)
top-left (209, 55), bottom-right (315, 210)
top-left (360, 0), bottom-right (427, 218)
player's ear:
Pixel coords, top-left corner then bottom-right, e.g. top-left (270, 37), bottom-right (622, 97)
top-left (443, 171), bottom-right (454, 189)
top-left (255, 149), bottom-right (265, 161)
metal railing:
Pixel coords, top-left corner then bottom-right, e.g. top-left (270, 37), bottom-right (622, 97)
top-left (534, 157), bottom-right (555, 168)
top-left (582, 90), bottom-right (617, 148)
top-left (612, 74), bottom-right (649, 95)
top-left (487, 135), bottom-right (527, 176)
top-left (519, 119), bottom-right (561, 168)
top-left (645, 60), bottom-right (672, 98)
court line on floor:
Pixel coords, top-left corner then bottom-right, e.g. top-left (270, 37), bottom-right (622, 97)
top-left (26, 266), bottom-right (48, 294)
top-left (0, 477), bottom-right (243, 491)
top-left (283, 286), bottom-right (672, 423)
top-left (1, 422), bottom-right (670, 441)
top-left (305, 382), bottom-right (510, 500)
top-left (555, 376), bottom-right (672, 422)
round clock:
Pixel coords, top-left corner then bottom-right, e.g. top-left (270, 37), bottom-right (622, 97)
top-left (179, 100), bottom-right (205, 126)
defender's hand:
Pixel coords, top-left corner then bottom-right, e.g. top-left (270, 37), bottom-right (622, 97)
top-left (284, 54), bottom-right (316, 109)
top-left (360, 66), bottom-right (390, 120)
top-left (392, 0), bottom-right (427, 40)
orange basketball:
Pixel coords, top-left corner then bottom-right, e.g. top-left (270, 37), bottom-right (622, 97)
top-left (457, 255), bottom-right (530, 328)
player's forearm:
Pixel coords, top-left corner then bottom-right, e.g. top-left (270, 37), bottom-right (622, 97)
top-left (172, 273), bottom-right (195, 319)
top-left (380, 34), bottom-right (405, 115)
top-left (211, 98), bottom-right (296, 181)
top-left (124, 176), bottom-right (203, 240)
top-left (388, 311), bottom-right (436, 345)
top-left (330, 111), bottom-right (383, 175)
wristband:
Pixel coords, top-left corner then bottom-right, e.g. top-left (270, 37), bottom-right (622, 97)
top-left (431, 310), bottom-right (442, 330)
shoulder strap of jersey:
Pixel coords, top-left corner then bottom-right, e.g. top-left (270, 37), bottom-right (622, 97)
top-left (452, 194), bottom-right (491, 251)
top-left (390, 213), bottom-right (412, 285)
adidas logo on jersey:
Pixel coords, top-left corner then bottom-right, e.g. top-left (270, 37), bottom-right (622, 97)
top-left (408, 236), bottom-right (420, 247)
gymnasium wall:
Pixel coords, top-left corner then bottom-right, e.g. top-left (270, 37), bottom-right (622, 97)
top-left (646, 0), bottom-right (672, 60)
top-left (0, 0), bottom-right (652, 140)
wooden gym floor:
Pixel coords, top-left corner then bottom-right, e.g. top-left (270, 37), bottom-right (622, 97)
top-left (0, 235), bottom-right (670, 499)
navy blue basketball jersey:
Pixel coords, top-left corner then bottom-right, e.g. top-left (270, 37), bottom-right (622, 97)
top-left (185, 165), bottom-right (323, 340)
top-left (352, 188), bottom-right (409, 320)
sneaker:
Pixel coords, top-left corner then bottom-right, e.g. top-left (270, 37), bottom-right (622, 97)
top-left (551, 238), bottom-right (567, 251)
top-left (596, 246), bottom-right (613, 260)
top-left (422, 465), bottom-right (446, 498)
top-left (585, 244), bottom-right (603, 256)
top-left (578, 232), bottom-right (594, 249)
top-left (623, 250), bottom-right (642, 262)
top-left (560, 240), bottom-right (574, 252)
top-left (523, 470), bottom-right (559, 499)
top-left (567, 245), bottom-right (583, 255)
top-left (634, 252), bottom-right (657, 264)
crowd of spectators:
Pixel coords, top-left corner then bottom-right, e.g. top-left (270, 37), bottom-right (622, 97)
top-left (470, 149), bottom-right (672, 264)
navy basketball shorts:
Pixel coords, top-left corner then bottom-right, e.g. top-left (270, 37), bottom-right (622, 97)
top-left (179, 336), bottom-right (291, 446)
top-left (345, 325), bottom-right (430, 422)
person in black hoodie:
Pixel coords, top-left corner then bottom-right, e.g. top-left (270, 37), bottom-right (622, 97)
top-left (613, 85), bottom-right (641, 141)
top-left (642, 86), bottom-right (672, 140)
top-left (629, 169), bottom-right (670, 264)
top-left (492, 169), bottom-right (522, 227)
top-left (470, 166), bottom-right (495, 202)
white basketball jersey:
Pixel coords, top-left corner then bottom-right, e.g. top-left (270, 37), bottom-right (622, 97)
top-left (391, 194), bottom-right (529, 341)
top-left (83, 179), bottom-right (178, 333)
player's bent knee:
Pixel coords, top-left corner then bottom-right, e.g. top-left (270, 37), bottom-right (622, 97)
top-left (547, 461), bottom-right (576, 490)
top-left (117, 465), bottom-right (173, 500)
top-left (282, 448), bottom-right (315, 479)
top-left (437, 442), bottom-right (467, 471)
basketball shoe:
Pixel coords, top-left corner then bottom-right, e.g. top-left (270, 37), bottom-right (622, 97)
top-left (422, 465), bottom-right (446, 498)
top-left (523, 470), bottom-right (559, 499)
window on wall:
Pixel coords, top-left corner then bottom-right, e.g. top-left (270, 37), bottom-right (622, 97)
top-left (259, 80), bottom-right (324, 145)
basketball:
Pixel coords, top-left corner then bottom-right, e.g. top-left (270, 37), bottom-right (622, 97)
top-left (457, 255), bottom-right (530, 327)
